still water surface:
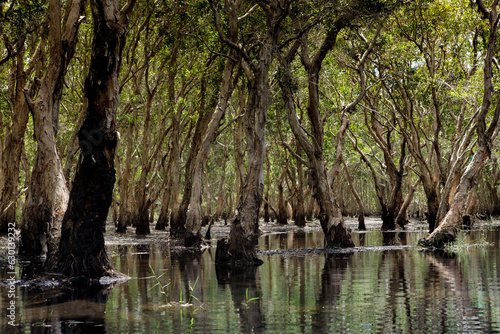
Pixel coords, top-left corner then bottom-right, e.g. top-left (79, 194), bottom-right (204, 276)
top-left (2, 221), bottom-right (500, 333)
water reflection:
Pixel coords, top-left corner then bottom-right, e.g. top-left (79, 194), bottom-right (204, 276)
top-left (2, 226), bottom-right (500, 333)
top-left (313, 254), bottom-right (352, 333)
top-left (18, 283), bottom-right (112, 333)
top-left (216, 266), bottom-right (266, 333)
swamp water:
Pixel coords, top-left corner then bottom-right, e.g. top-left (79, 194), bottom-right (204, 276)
top-left (1, 219), bottom-right (500, 333)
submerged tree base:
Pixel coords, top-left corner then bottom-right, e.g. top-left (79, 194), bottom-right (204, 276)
top-left (215, 238), bottom-right (264, 267)
top-left (184, 233), bottom-right (204, 248)
top-left (322, 218), bottom-right (355, 248)
top-left (418, 226), bottom-right (458, 249)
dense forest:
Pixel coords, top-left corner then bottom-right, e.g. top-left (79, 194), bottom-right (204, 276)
top-left (1, 0), bottom-right (500, 277)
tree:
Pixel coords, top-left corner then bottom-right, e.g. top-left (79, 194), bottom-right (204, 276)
top-left (55, 0), bottom-right (135, 278)
top-left (183, 31), bottom-right (238, 246)
top-left (19, 0), bottom-right (85, 260)
top-left (380, 0), bottom-right (481, 232)
top-left (280, 1), bottom-right (386, 247)
top-left (419, 0), bottom-right (500, 248)
top-left (215, 0), bottom-right (289, 266)
top-left (0, 0), bottom-right (47, 233)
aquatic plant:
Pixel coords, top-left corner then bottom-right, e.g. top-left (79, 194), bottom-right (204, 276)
top-left (444, 231), bottom-right (493, 253)
top-left (241, 288), bottom-right (259, 308)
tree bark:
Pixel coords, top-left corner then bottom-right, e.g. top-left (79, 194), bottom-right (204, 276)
top-left (0, 47), bottom-right (31, 233)
top-left (55, 0), bottom-right (135, 278)
top-left (19, 0), bottom-right (84, 259)
top-left (279, 4), bottom-right (384, 247)
top-left (277, 181), bottom-right (288, 225)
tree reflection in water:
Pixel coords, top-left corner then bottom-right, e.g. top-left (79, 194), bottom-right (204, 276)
top-left (216, 265), bottom-right (266, 333)
top-left (18, 282), bottom-right (114, 333)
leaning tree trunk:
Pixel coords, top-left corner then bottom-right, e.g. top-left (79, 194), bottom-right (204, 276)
top-left (419, 147), bottom-right (491, 247)
top-left (55, 0), bottom-right (134, 279)
top-left (20, 0), bottom-right (84, 259)
top-left (183, 52), bottom-right (237, 247)
top-left (419, 1), bottom-right (500, 248)
top-left (280, 56), bottom-right (354, 248)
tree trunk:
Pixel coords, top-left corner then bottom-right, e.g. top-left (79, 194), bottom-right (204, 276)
top-left (344, 163), bottom-right (366, 230)
top-left (215, 64), bottom-right (269, 264)
top-left (214, 0), bottom-right (285, 265)
top-left (396, 177), bottom-right (420, 228)
top-left (293, 145), bottom-right (306, 227)
top-left (116, 108), bottom-right (134, 233)
top-left (419, 147), bottom-right (491, 247)
top-left (277, 182), bottom-right (288, 225)
top-left (312, 156), bottom-right (354, 248)
top-left (0, 63), bottom-right (30, 233)
top-left (279, 4), bottom-right (384, 247)
top-left (183, 50), bottom-right (237, 247)
top-left (55, 0), bottom-right (135, 278)
top-left (20, 0), bottom-right (84, 259)
top-left (0, 37), bottom-right (39, 234)
top-left (280, 58), bottom-right (354, 247)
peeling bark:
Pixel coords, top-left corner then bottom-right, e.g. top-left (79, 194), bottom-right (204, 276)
top-left (20, 0), bottom-right (85, 260)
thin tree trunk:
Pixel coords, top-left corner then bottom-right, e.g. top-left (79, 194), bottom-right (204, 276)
top-left (396, 178), bottom-right (420, 228)
top-left (277, 181), bottom-right (287, 225)
top-left (293, 145), bottom-right (306, 227)
top-left (344, 163), bottom-right (366, 230)
top-left (116, 106), bottom-right (134, 232)
top-left (0, 53), bottom-right (30, 233)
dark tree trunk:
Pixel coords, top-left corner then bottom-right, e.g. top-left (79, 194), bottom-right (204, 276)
top-left (55, 0), bottom-right (135, 279)
top-left (277, 183), bottom-right (287, 225)
top-left (264, 195), bottom-right (270, 223)
top-left (215, 73), bottom-right (269, 265)
top-left (425, 190), bottom-right (440, 232)
top-left (155, 198), bottom-right (170, 231)
top-left (381, 210), bottom-right (396, 231)
top-left (293, 146), bottom-right (307, 227)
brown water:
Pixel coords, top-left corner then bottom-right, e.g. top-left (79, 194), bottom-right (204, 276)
top-left (2, 220), bottom-right (500, 333)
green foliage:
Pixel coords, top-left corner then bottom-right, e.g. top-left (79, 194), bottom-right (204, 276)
top-left (0, 0), bottom-right (47, 40)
